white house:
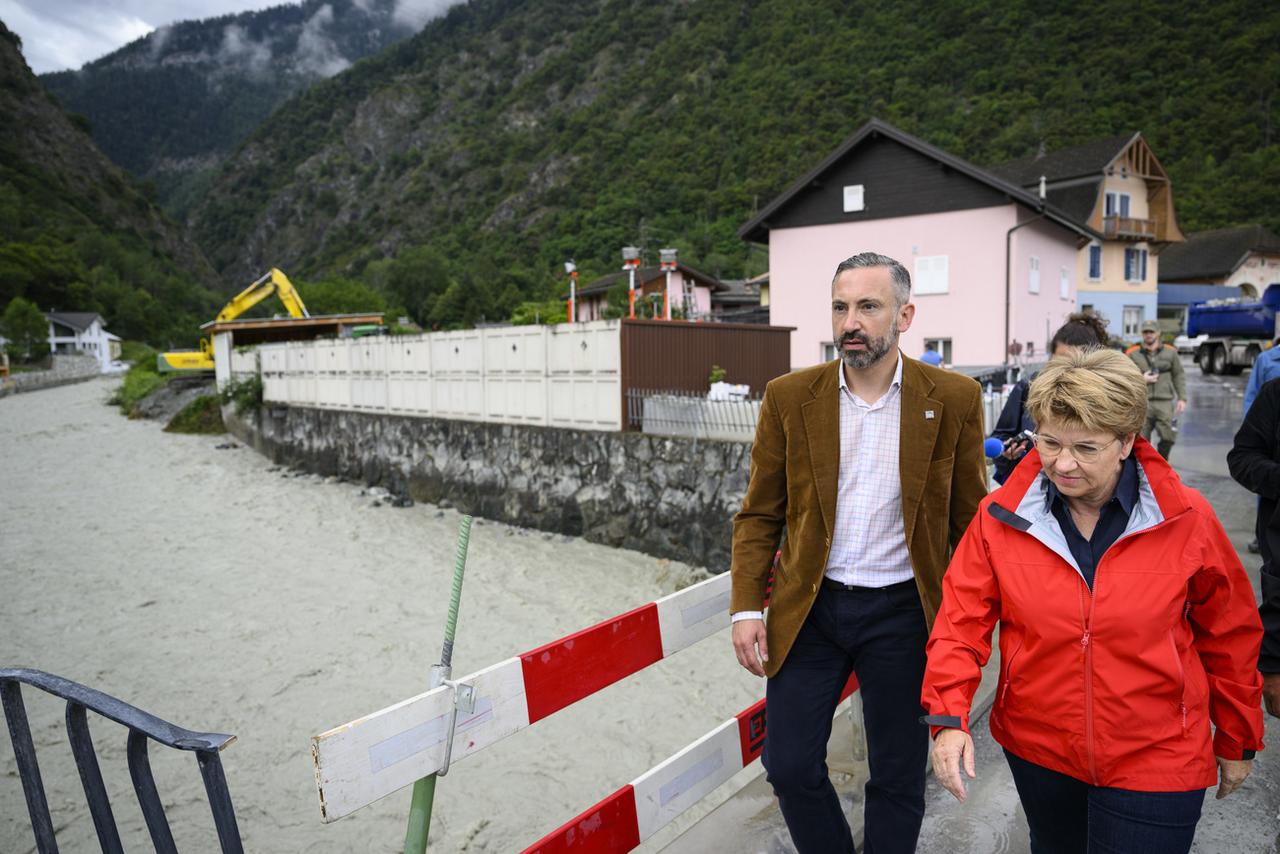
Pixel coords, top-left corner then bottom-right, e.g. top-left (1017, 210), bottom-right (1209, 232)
top-left (46, 312), bottom-right (121, 372)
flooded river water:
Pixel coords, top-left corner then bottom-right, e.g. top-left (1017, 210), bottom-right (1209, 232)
top-left (0, 378), bottom-right (761, 852)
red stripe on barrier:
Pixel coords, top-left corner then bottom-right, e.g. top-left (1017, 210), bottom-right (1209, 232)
top-left (521, 784), bottom-right (641, 853)
top-left (521, 603), bottom-right (664, 724)
top-left (736, 697), bottom-right (767, 765)
top-left (736, 671), bottom-right (859, 766)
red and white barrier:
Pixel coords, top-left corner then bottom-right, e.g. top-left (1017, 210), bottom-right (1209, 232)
top-left (520, 673), bottom-right (858, 852)
top-left (312, 570), bottom-right (734, 821)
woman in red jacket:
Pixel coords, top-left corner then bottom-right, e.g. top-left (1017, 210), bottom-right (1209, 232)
top-left (922, 348), bottom-right (1263, 854)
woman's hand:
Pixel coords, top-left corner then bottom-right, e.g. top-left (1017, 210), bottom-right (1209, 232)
top-left (1215, 756), bottom-right (1252, 799)
top-left (931, 728), bottom-right (976, 802)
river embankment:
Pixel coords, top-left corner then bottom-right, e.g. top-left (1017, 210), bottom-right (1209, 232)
top-left (0, 377), bottom-right (762, 852)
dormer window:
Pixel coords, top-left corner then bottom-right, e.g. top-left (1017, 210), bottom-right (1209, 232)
top-left (1105, 192), bottom-right (1131, 218)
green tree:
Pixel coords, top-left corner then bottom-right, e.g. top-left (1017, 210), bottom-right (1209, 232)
top-left (1, 296), bottom-right (49, 362)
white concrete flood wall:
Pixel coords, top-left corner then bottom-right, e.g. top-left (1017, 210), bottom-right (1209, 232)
top-left (222, 320), bottom-right (622, 431)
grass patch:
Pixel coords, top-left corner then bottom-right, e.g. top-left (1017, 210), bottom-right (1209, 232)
top-left (109, 343), bottom-right (169, 415)
top-left (165, 395), bottom-right (226, 434)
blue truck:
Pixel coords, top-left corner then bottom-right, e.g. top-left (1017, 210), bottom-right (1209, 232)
top-left (1187, 283), bottom-right (1280, 375)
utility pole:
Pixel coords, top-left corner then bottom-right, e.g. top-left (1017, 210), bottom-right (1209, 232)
top-left (622, 246), bottom-right (641, 319)
top-left (660, 248), bottom-right (678, 320)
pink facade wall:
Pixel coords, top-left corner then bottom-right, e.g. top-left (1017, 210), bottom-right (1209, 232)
top-left (1008, 216), bottom-right (1081, 361)
top-left (768, 205), bottom-right (1080, 369)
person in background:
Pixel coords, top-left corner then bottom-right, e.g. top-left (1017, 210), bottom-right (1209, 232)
top-left (924, 348), bottom-right (1263, 854)
top-left (730, 252), bottom-right (986, 854)
top-left (990, 312), bottom-right (1109, 484)
top-left (1126, 320), bottom-right (1187, 460)
top-left (920, 341), bottom-right (944, 366)
top-left (1241, 338), bottom-right (1280, 553)
top-left (1244, 337), bottom-right (1280, 415)
top-left (1228, 377), bottom-right (1280, 718)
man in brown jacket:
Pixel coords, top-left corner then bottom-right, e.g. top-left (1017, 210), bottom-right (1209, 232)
top-left (731, 252), bottom-right (986, 853)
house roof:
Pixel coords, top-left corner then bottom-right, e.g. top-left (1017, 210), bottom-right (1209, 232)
top-left (1158, 225), bottom-right (1280, 281)
top-left (710, 277), bottom-right (763, 306)
top-left (571, 262), bottom-right (727, 298)
top-left (739, 118), bottom-right (1097, 243)
top-left (46, 311), bottom-right (103, 332)
top-left (990, 133), bottom-right (1137, 186)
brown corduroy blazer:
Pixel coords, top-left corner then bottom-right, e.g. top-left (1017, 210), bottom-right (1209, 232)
top-left (730, 356), bottom-right (988, 678)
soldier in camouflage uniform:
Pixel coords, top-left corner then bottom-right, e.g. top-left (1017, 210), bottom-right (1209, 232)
top-left (1126, 319), bottom-right (1187, 459)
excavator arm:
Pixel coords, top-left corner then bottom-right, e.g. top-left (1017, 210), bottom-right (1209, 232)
top-left (157, 268), bottom-right (309, 372)
top-left (215, 268), bottom-right (309, 322)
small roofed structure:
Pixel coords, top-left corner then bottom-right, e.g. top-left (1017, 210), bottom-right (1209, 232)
top-left (202, 313), bottom-right (385, 345)
top-left (205, 313), bottom-right (383, 386)
top-left (1158, 225), bottom-right (1280, 298)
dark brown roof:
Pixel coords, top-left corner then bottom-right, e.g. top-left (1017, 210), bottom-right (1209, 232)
top-left (1158, 225), bottom-right (1280, 281)
top-left (990, 134), bottom-right (1137, 186)
top-left (739, 119), bottom-right (1096, 243)
top-left (45, 311), bottom-right (103, 332)
top-left (572, 262), bottom-right (726, 298)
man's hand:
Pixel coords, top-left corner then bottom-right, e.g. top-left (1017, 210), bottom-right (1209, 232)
top-left (931, 728), bottom-right (976, 802)
top-left (1144, 370), bottom-right (1159, 385)
top-left (1215, 755), bottom-right (1252, 799)
top-left (1262, 672), bottom-right (1280, 719)
top-left (732, 619), bottom-right (768, 677)
top-left (1175, 399), bottom-right (1187, 416)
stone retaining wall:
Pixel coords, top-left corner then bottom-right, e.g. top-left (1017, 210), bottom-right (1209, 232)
top-left (224, 403), bottom-right (753, 570)
top-left (0, 355), bottom-right (101, 397)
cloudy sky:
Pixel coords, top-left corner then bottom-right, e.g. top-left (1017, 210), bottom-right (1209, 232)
top-left (0, 0), bottom-right (306, 74)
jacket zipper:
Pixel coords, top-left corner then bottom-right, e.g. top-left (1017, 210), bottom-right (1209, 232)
top-left (1080, 577), bottom-right (1098, 785)
top-left (1169, 631), bottom-right (1187, 731)
top-left (1000, 639), bottom-right (1025, 708)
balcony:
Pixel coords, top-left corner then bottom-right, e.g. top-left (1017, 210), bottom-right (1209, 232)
top-left (1103, 215), bottom-right (1158, 240)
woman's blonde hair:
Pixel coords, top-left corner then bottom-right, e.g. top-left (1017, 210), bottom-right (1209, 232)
top-left (1026, 348), bottom-right (1147, 437)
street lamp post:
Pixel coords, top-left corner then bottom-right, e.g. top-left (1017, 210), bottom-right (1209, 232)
top-left (564, 260), bottom-right (577, 323)
top-left (659, 248), bottom-right (678, 320)
top-left (622, 246), bottom-right (641, 319)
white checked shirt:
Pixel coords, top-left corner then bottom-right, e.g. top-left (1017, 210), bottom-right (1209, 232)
top-left (733, 355), bottom-right (912, 623)
top-left (824, 354), bottom-right (913, 587)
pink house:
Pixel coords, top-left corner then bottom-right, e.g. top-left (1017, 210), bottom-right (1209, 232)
top-left (740, 120), bottom-right (1097, 370)
top-left (570, 263), bottom-right (723, 321)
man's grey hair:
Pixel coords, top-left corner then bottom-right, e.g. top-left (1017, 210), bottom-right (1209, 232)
top-left (831, 252), bottom-right (912, 306)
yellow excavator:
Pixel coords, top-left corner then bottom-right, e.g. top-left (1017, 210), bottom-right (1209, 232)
top-left (158, 268), bottom-right (309, 372)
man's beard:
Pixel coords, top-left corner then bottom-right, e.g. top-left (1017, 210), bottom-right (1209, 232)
top-left (839, 327), bottom-right (898, 370)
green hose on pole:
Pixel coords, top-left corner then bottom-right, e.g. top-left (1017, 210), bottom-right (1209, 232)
top-left (403, 514), bottom-right (473, 854)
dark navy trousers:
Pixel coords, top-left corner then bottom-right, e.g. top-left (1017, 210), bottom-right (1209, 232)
top-left (762, 579), bottom-right (929, 854)
top-left (1004, 748), bottom-right (1206, 854)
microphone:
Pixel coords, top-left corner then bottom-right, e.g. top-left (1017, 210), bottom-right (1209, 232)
top-left (984, 437), bottom-right (1006, 458)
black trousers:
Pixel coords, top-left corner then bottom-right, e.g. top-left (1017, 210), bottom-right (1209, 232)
top-left (762, 580), bottom-right (929, 854)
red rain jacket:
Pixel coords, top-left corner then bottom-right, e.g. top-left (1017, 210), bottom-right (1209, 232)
top-left (922, 438), bottom-right (1264, 791)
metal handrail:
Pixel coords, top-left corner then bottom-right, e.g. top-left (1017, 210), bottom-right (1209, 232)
top-left (1, 667), bottom-right (243, 854)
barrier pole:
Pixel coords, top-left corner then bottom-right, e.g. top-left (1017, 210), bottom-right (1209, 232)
top-left (403, 515), bottom-right (473, 854)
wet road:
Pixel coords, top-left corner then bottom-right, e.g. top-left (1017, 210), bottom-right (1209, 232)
top-left (670, 357), bottom-right (1279, 853)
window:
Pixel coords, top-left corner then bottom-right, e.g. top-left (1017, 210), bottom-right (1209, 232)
top-left (822, 342), bottom-right (837, 362)
top-left (1104, 191), bottom-right (1131, 217)
top-left (913, 255), bottom-right (949, 295)
top-left (1087, 244), bottom-right (1102, 280)
top-left (842, 184), bottom-right (865, 213)
top-left (1122, 306), bottom-right (1142, 337)
top-left (1060, 265), bottom-right (1071, 300)
top-left (924, 338), bottom-right (952, 364)
top-left (1124, 247), bottom-right (1148, 282)
top-left (1028, 256), bottom-right (1040, 294)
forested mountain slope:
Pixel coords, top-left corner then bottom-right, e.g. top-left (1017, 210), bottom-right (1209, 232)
top-left (41, 0), bottom-right (420, 216)
top-left (0, 22), bottom-right (221, 346)
top-left (187, 0), bottom-right (1277, 321)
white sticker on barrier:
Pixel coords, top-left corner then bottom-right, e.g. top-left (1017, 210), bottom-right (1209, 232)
top-left (655, 572), bottom-right (732, 659)
top-left (312, 656), bottom-right (529, 821)
top-left (631, 716), bottom-right (741, 842)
